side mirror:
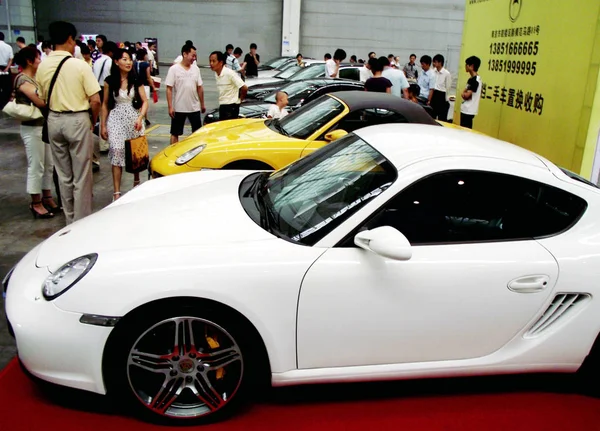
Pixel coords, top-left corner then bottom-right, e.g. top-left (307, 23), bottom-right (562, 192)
top-left (325, 129), bottom-right (348, 142)
top-left (354, 226), bottom-right (412, 261)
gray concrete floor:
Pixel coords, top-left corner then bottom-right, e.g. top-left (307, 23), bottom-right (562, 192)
top-left (0, 68), bottom-right (219, 371)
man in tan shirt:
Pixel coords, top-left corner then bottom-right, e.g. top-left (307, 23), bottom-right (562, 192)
top-left (209, 51), bottom-right (247, 121)
top-left (37, 21), bottom-right (101, 224)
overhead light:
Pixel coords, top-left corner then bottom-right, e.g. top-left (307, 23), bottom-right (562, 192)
top-left (458, 180), bottom-right (465, 185)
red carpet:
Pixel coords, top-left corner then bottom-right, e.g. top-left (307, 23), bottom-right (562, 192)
top-left (1, 357), bottom-right (600, 430)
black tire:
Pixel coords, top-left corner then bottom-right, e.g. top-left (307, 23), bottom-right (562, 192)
top-left (103, 299), bottom-right (269, 425)
top-left (222, 160), bottom-right (274, 171)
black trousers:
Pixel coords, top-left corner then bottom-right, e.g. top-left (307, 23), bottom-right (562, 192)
top-left (0, 68), bottom-right (12, 110)
top-left (431, 90), bottom-right (450, 122)
top-left (460, 113), bottom-right (475, 129)
top-left (219, 103), bottom-right (240, 121)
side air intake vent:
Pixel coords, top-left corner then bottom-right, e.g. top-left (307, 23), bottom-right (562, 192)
top-left (525, 293), bottom-right (590, 338)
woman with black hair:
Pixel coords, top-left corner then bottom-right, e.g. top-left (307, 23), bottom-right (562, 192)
top-left (13, 46), bottom-right (60, 218)
top-left (100, 48), bottom-right (148, 201)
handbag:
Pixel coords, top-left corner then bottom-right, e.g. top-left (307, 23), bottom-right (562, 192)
top-left (2, 100), bottom-right (43, 121)
top-left (2, 74), bottom-right (44, 121)
top-left (125, 135), bottom-right (149, 173)
top-left (42, 56), bottom-right (71, 143)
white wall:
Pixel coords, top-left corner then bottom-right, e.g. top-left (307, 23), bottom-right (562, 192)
top-left (35, 0), bottom-right (283, 65)
top-left (0, 0), bottom-right (36, 46)
top-left (299, 0), bottom-right (465, 83)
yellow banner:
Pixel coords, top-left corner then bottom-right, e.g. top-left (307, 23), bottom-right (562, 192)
top-left (456, 0), bottom-right (600, 176)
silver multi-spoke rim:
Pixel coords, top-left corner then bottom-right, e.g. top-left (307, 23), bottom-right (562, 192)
top-left (126, 316), bottom-right (243, 418)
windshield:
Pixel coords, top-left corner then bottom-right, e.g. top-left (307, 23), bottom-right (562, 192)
top-left (263, 57), bottom-right (291, 69)
top-left (289, 64), bottom-right (326, 81)
top-left (275, 66), bottom-right (301, 79)
top-left (240, 134), bottom-right (397, 246)
top-left (270, 96), bottom-right (345, 139)
top-left (264, 81), bottom-right (317, 105)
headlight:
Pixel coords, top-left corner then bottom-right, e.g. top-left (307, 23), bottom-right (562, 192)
top-left (42, 254), bottom-right (98, 300)
top-left (175, 145), bottom-right (206, 166)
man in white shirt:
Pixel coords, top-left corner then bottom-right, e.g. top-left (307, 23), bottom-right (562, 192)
top-left (267, 92), bottom-right (289, 119)
top-left (359, 61), bottom-right (373, 82)
top-left (210, 50), bottom-right (247, 121)
top-left (93, 41), bottom-right (116, 92)
top-left (146, 42), bottom-right (156, 74)
top-left (381, 57), bottom-right (409, 98)
top-left (166, 43), bottom-right (206, 144)
top-left (431, 54), bottom-right (453, 122)
top-left (460, 56), bottom-right (482, 129)
top-left (0, 32), bottom-right (14, 109)
top-left (326, 49), bottom-right (346, 78)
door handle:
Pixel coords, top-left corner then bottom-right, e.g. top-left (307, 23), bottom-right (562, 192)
top-left (508, 275), bottom-right (550, 293)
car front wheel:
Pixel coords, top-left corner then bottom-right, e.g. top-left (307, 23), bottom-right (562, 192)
top-left (104, 302), bottom-right (260, 424)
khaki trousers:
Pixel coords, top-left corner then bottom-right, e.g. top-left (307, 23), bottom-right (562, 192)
top-left (48, 111), bottom-right (94, 225)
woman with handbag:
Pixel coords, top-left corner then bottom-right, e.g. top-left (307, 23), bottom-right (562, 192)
top-left (13, 46), bottom-right (60, 218)
top-left (100, 48), bottom-right (148, 201)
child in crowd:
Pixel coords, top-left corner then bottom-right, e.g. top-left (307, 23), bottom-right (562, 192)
top-left (267, 91), bottom-right (289, 119)
top-left (407, 84), bottom-right (421, 103)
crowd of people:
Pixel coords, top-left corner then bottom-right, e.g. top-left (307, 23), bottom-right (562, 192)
top-left (2, 22), bottom-right (160, 223)
top-left (321, 48), bottom-right (481, 127)
top-left (2, 18), bottom-right (481, 226)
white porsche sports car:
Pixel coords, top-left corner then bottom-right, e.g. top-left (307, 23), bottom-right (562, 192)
top-left (4, 124), bottom-right (600, 424)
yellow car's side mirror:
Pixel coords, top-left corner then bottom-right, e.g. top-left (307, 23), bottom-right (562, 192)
top-left (325, 129), bottom-right (348, 142)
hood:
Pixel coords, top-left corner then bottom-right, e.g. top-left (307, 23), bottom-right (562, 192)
top-left (35, 170), bottom-right (275, 269)
top-left (162, 119), bottom-right (302, 168)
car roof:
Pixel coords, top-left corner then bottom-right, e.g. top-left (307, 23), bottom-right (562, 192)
top-left (355, 124), bottom-right (549, 170)
top-left (283, 78), bottom-right (364, 88)
top-left (328, 91), bottom-right (438, 125)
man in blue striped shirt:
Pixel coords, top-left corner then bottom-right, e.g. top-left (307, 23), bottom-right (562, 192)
top-left (417, 55), bottom-right (435, 103)
top-left (225, 46), bottom-right (244, 78)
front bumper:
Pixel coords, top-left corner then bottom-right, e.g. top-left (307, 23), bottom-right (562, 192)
top-left (4, 247), bottom-right (113, 394)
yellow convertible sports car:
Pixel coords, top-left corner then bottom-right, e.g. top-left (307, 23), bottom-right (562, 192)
top-left (150, 92), bottom-right (454, 178)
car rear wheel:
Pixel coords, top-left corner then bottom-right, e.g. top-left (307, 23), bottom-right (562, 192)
top-left (104, 301), bottom-right (264, 424)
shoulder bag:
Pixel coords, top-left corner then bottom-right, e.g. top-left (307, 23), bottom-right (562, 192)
top-left (42, 56), bottom-right (71, 143)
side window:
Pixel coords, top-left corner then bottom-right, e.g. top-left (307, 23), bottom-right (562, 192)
top-left (339, 68), bottom-right (360, 81)
top-left (354, 170), bottom-right (587, 245)
top-left (323, 108), bottom-right (409, 138)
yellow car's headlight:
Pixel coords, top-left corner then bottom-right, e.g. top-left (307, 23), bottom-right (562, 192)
top-left (175, 145), bottom-right (206, 166)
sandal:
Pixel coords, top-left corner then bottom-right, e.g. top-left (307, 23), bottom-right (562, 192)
top-left (133, 180), bottom-right (141, 188)
top-left (42, 196), bottom-right (62, 214)
top-left (29, 201), bottom-right (54, 219)
top-left (112, 192), bottom-right (121, 202)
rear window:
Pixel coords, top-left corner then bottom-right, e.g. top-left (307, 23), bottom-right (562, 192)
top-left (560, 168), bottom-right (599, 189)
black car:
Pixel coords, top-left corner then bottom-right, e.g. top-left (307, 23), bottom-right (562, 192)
top-left (204, 78), bottom-right (365, 124)
top-left (246, 63), bottom-right (365, 100)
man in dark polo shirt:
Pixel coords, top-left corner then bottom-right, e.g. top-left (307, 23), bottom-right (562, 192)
top-left (243, 43), bottom-right (260, 78)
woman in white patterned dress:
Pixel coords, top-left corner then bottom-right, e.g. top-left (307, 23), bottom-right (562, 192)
top-left (100, 48), bottom-right (148, 201)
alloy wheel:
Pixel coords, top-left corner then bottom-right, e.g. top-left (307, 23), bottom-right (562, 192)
top-left (126, 316), bottom-right (243, 419)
